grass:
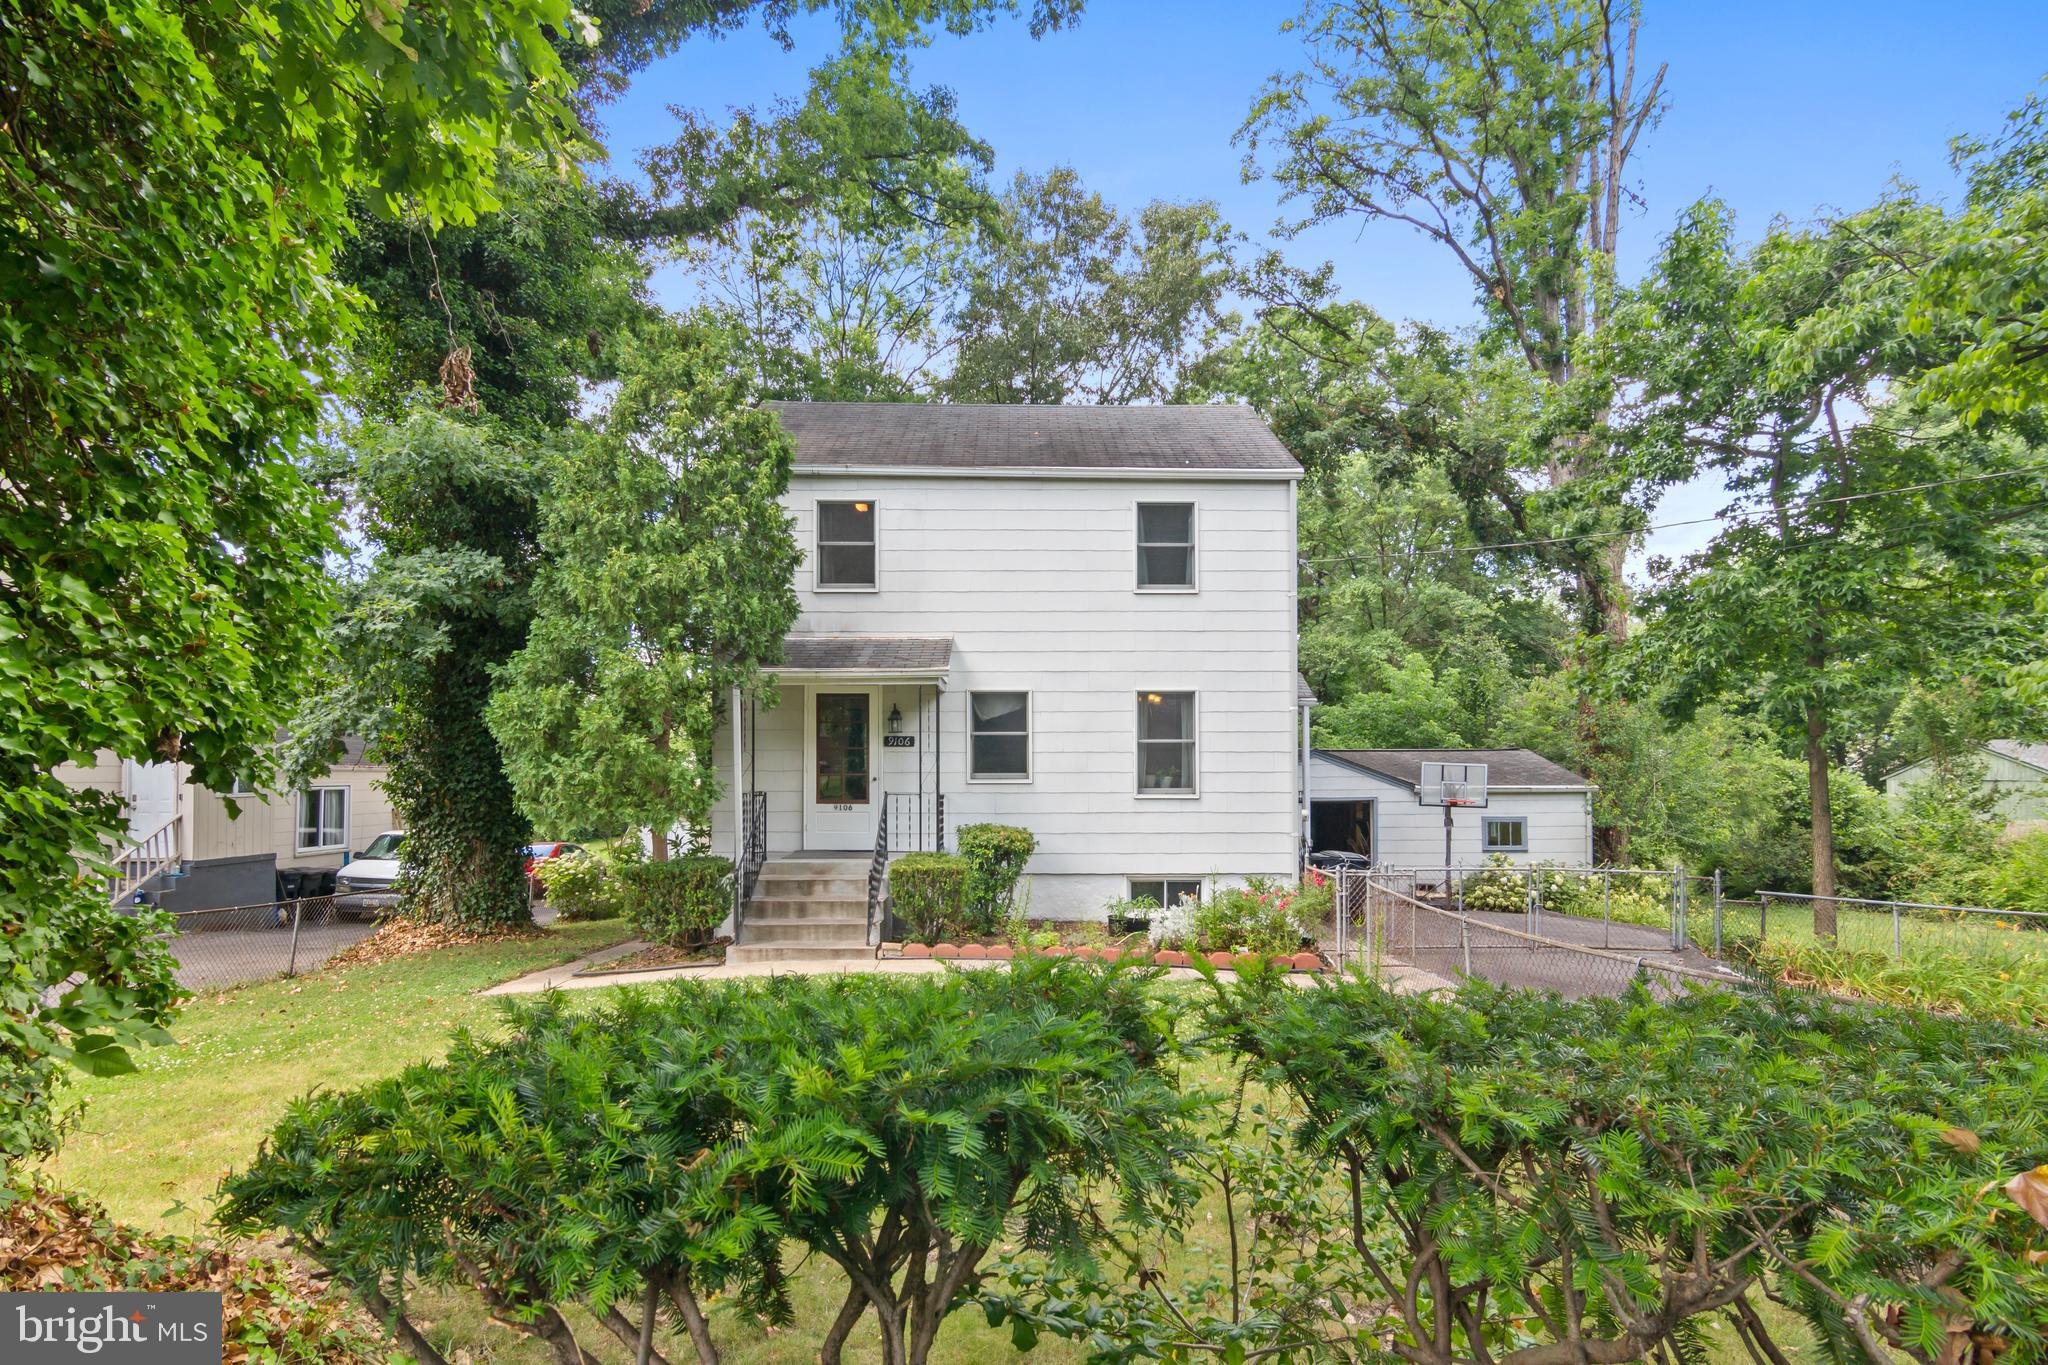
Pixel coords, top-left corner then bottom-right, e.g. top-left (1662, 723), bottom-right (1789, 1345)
top-left (1714, 901), bottom-right (2048, 1026)
top-left (47, 917), bottom-right (1843, 1365)
top-left (45, 916), bottom-right (632, 1235)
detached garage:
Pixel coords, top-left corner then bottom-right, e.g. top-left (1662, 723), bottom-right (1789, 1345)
top-left (1309, 748), bottom-right (1595, 870)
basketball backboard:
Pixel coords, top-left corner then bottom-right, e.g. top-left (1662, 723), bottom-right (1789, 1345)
top-left (1418, 761), bottom-right (1488, 809)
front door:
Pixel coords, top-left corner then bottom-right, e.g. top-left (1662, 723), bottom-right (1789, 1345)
top-left (805, 689), bottom-right (879, 850)
top-left (124, 759), bottom-right (180, 843)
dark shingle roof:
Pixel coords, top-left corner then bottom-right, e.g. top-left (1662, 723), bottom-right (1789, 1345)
top-left (763, 401), bottom-right (1300, 474)
top-left (780, 635), bottom-right (954, 674)
top-left (1988, 740), bottom-right (2048, 773)
top-left (1297, 674), bottom-right (1318, 707)
top-left (1317, 748), bottom-right (1589, 790)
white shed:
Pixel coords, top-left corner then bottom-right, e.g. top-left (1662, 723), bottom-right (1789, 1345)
top-left (1309, 749), bottom-right (1594, 870)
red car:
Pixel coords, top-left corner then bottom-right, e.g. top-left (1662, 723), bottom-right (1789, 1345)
top-left (523, 841), bottom-right (584, 898)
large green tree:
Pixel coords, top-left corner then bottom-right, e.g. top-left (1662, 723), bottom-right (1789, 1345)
top-left (0, 0), bottom-right (585, 1162)
top-left (942, 167), bottom-right (1240, 404)
top-left (488, 325), bottom-right (802, 858)
top-left (1618, 200), bottom-right (2048, 924)
top-left (1241, 0), bottom-right (1667, 640)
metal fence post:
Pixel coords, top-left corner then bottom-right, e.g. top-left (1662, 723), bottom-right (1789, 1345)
top-left (1893, 902), bottom-right (1902, 960)
top-left (1460, 914), bottom-right (1472, 977)
top-left (1712, 869), bottom-right (1723, 956)
top-left (285, 898), bottom-right (302, 979)
top-left (1674, 864), bottom-right (1688, 950)
top-left (1603, 868), bottom-right (1613, 949)
top-left (1526, 869), bottom-right (1538, 934)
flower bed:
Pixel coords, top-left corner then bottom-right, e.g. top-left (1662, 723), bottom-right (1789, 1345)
top-left (880, 940), bottom-right (1326, 971)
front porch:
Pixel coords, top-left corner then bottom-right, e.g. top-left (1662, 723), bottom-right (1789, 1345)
top-left (715, 635), bottom-right (955, 956)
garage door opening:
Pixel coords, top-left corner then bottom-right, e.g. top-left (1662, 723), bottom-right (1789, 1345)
top-left (1310, 799), bottom-right (1373, 860)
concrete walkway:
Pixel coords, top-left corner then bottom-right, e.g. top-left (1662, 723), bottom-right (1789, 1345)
top-left (482, 943), bottom-right (1455, 996)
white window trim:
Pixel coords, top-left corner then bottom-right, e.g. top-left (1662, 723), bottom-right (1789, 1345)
top-left (967, 689), bottom-right (1033, 784)
top-left (813, 497), bottom-right (880, 593)
top-left (1482, 815), bottom-right (1528, 854)
top-left (1128, 876), bottom-right (1205, 907)
top-left (1133, 499), bottom-right (1198, 593)
top-left (297, 786), bottom-right (350, 853)
top-left (1135, 690), bottom-right (1199, 799)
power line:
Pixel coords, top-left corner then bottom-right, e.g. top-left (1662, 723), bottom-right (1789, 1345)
top-left (1299, 461), bottom-right (2048, 567)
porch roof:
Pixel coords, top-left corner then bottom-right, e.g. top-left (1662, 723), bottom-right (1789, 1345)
top-left (777, 634), bottom-right (954, 681)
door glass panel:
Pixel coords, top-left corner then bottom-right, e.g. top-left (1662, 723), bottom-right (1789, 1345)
top-left (815, 694), bottom-right (871, 804)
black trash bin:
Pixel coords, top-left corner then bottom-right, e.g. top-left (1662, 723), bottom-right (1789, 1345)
top-left (275, 869), bottom-right (307, 902)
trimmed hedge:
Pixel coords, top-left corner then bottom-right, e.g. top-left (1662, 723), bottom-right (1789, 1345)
top-left (616, 854), bottom-right (731, 945)
top-left (956, 822), bottom-right (1036, 931)
top-left (888, 851), bottom-right (971, 945)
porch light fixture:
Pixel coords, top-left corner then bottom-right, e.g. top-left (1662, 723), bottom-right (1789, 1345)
top-left (887, 704), bottom-right (903, 735)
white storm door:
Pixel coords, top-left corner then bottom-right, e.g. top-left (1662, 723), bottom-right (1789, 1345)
top-left (124, 760), bottom-right (180, 842)
top-left (804, 688), bottom-right (880, 850)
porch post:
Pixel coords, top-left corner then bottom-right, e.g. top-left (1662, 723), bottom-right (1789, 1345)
top-left (1299, 700), bottom-right (1313, 868)
top-left (730, 685), bottom-right (744, 886)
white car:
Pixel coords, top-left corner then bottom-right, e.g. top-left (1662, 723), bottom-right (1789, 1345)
top-left (332, 831), bottom-right (405, 918)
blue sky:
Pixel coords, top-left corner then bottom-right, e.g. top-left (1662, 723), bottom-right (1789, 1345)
top-left (594, 1), bottom-right (2048, 564)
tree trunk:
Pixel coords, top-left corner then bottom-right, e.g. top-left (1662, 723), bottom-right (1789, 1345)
top-left (818, 1286), bottom-right (868, 1365)
top-left (1804, 701), bottom-right (1837, 939)
top-left (658, 1269), bottom-right (720, 1365)
top-left (649, 828), bottom-right (670, 862)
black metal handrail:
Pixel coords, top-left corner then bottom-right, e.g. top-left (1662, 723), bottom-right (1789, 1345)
top-left (735, 790), bottom-right (767, 937)
top-left (866, 800), bottom-right (889, 946)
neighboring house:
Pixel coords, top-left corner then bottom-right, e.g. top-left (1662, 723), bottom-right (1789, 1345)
top-left (1308, 748), bottom-right (1595, 869)
top-left (54, 737), bottom-right (395, 911)
top-left (1885, 740), bottom-right (2048, 830)
top-left (708, 402), bottom-right (1304, 956)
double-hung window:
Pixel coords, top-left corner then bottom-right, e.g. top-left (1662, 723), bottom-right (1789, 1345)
top-left (298, 787), bottom-right (348, 852)
top-left (816, 500), bottom-right (877, 589)
top-left (1136, 691), bottom-right (1197, 795)
top-left (1136, 502), bottom-right (1195, 589)
top-left (970, 691), bottom-right (1031, 781)
top-left (1482, 816), bottom-right (1528, 854)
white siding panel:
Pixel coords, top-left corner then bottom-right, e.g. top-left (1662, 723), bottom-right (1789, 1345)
top-left (1310, 754), bottom-right (1593, 870)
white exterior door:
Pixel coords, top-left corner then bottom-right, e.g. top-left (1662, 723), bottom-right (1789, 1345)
top-left (805, 688), bottom-right (880, 850)
top-left (123, 760), bottom-right (179, 842)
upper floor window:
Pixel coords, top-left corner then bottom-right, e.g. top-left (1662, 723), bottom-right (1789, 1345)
top-left (816, 500), bottom-right (876, 589)
top-left (970, 691), bottom-right (1031, 781)
top-left (298, 787), bottom-right (348, 852)
top-left (1136, 502), bottom-right (1195, 590)
top-left (1137, 691), bottom-right (1197, 795)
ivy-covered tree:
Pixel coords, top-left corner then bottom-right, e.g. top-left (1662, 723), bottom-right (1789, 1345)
top-left (488, 323), bottom-right (802, 859)
top-left (0, 0), bottom-right (584, 1162)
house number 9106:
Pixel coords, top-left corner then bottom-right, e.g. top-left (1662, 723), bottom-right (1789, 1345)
top-left (833, 804), bottom-right (855, 812)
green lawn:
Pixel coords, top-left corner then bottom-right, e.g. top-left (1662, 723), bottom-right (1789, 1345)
top-left (46, 917), bottom-right (633, 1235)
top-left (48, 917), bottom-right (1840, 1365)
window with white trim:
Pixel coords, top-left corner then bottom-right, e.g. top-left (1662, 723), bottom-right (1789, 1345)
top-left (816, 500), bottom-right (876, 588)
top-left (1129, 878), bottom-right (1202, 908)
top-left (969, 691), bottom-right (1030, 780)
top-left (1136, 691), bottom-right (1196, 794)
top-left (298, 787), bottom-right (349, 852)
top-left (1482, 816), bottom-right (1527, 853)
top-left (1135, 502), bottom-right (1195, 589)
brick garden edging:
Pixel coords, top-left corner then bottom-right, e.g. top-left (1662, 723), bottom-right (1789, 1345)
top-left (879, 942), bottom-right (1327, 972)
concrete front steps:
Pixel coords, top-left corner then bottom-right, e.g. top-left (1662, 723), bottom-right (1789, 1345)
top-left (726, 858), bottom-right (877, 966)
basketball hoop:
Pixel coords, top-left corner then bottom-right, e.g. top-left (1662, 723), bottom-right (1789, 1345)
top-left (1419, 762), bottom-right (1489, 867)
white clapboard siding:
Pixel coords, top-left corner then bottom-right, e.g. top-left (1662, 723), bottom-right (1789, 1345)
top-left (1309, 753), bottom-right (1593, 870)
top-left (713, 472), bottom-right (1302, 919)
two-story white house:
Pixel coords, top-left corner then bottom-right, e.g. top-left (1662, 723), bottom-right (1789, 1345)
top-left (709, 402), bottom-right (1305, 961)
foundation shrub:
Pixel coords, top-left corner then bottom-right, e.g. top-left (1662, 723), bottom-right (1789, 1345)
top-left (955, 823), bottom-right (1036, 934)
top-left (887, 851), bottom-right (971, 945)
top-left (616, 854), bottom-right (730, 944)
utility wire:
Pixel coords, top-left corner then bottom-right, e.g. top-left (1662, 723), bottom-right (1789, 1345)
top-left (1299, 461), bottom-right (2048, 566)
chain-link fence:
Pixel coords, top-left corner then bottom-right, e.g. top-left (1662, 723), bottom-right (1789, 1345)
top-left (1330, 868), bottom-right (1746, 1000)
top-left (160, 897), bottom-right (376, 991)
top-left (1711, 889), bottom-right (2048, 965)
